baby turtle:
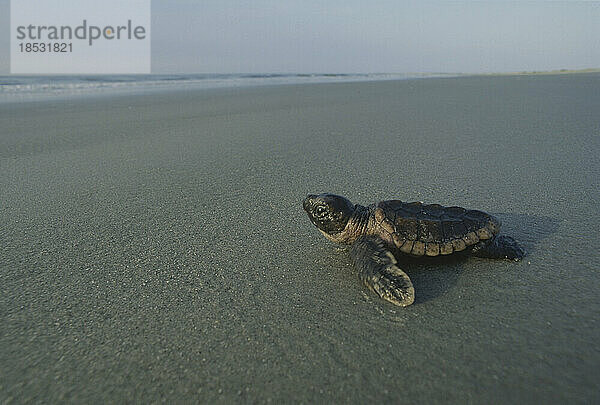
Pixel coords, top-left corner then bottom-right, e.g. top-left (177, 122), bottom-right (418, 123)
top-left (303, 193), bottom-right (524, 307)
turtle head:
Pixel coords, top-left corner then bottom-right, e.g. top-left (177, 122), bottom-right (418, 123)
top-left (303, 193), bottom-right (355, 237)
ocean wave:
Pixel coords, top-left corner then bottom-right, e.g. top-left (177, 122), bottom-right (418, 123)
top-left (0, 73), bottom-right (453, 102)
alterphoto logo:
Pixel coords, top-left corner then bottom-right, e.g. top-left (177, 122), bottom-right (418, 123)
top-left (10, 0), bottom-right (151, 74)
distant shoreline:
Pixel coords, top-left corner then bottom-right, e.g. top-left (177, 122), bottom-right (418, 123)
top-left (1, 69), bottom-right (598, 104)
top-left (468, 68), bottom-right (600, 77)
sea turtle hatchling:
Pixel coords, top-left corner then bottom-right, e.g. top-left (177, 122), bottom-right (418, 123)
top-left (303, 193), bottom-right (524, 307)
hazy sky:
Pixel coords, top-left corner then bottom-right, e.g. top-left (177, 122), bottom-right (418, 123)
top-left (1, 0), bottom-right (598, 74)
top-left (150, 0), bottom-right (599, 74)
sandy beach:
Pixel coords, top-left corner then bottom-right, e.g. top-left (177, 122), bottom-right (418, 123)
top-left (1, 74), bottom-right (599, 403)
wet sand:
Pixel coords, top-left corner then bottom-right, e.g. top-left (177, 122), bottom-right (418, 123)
top-left (1, 74), bottom-right (599, 403)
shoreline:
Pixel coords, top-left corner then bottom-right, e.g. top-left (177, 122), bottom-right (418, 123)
top-left (1, 68), bottom-right (598, 104)
top-left (469, 67), bottom-right (600, 77)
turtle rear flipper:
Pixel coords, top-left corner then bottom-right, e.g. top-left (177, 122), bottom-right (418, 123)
top-left (350, 236), bottom-right (415, 307)
top-left (470, 235), bottom-right (525, 261)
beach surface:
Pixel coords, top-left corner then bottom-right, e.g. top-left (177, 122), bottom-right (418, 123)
top-left (1, 74), bottom-right (599, 403)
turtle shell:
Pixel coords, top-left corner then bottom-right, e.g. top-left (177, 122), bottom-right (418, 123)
top-left (373, 200), bottom-right (501, 257)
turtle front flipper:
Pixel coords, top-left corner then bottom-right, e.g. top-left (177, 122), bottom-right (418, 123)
top-left (350, 236), bottom-right (415, 307)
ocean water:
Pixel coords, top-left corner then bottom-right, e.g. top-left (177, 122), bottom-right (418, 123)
top-left (0, 73), bottom-right (452, 103)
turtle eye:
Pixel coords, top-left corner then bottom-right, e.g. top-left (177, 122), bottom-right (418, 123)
top-left (315, 205), bottom-right (328, 217)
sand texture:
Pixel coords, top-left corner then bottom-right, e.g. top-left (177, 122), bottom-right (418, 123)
top-left (1, 74), bottom-right (599, 403)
